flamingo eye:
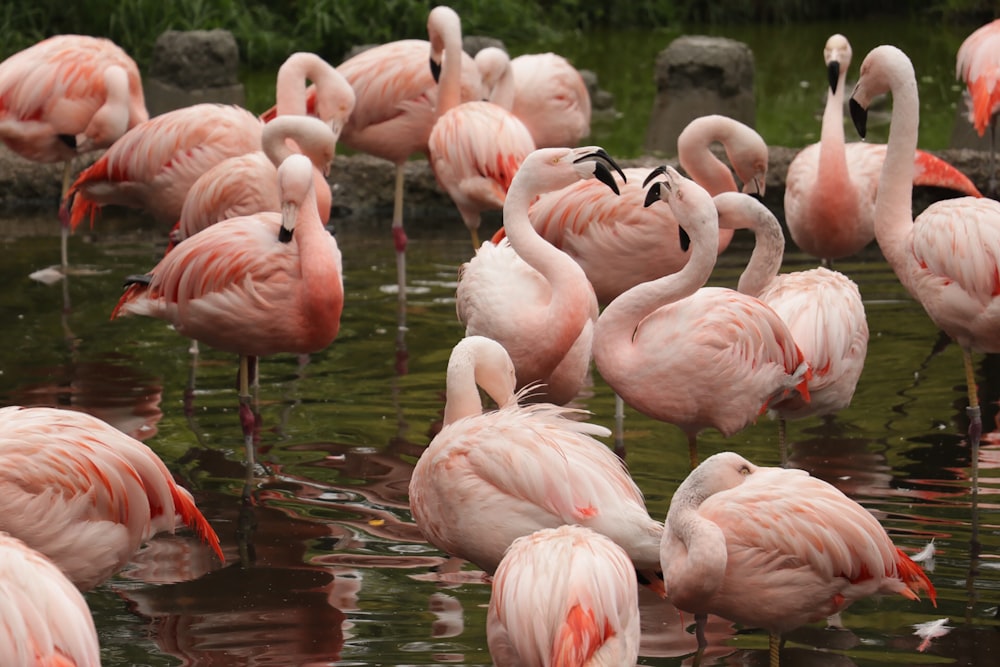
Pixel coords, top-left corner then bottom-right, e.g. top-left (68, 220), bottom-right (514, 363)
top-left (739, 465), bottom-right (751, 476)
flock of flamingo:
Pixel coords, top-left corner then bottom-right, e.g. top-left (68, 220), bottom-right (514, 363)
top-left (0, 5), bottom-right (999, 666)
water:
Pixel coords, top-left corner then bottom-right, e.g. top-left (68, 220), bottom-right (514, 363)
top-left (1, 201), bottom-right (997, 666)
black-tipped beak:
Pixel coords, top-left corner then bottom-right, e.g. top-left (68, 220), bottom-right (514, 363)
top-left (430, 58), bottom-right (442, 83)
top-left (643, 165), bottom-right (668, 187)
top-left (827, 61), bottom-right (840, 94)
top-left (679, 226), bottom-right (691, 252)
top-left (594, 163), bottom-right (620, 195)
top-left (643, 181), bottom-right (663, 207)
top-left (574, 148), bottom-right (626, 193)
top-left (58, 133), bottom-right (77, 150)
top-left (849, 98), bottom-right (867, 139)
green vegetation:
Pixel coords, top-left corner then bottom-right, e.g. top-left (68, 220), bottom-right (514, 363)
top-left (0, 0), bottom-right (994, 69)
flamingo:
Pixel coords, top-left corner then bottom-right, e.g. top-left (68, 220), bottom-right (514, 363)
top-left (505, 114), bottom-right (764, 306)
top-left (172, 114), bottom-right (340, 247)
top-left (714, 191), bottom-right (869, 454)
top-left (0, 533), bottom-right (101, 666)
top-left (408, 336), bottom-right (664, 580)
top-left (486, 525), bottom-right (640, 667)
top-left (0, 405), bottom-right (223, 591)
top-left (428, 5), bottom-right (535, 248)
top-left (324, 10), bottom-right (483, 298)
top-left (850, 44), bottom-right (1000, 520)
top-left (110, 153), bottom-right (344, 496)
top-left (661, 451), bottom-right (936, 666)
top-left (784, 34), bottom-right (982, 264)
top-left (64, 52), bottom-right (353, 231)
top-left (0, 34), bottom-right (147, 273)
top-left (957, 19), bottom-right (1000, 193)
top-left (455, 146), bottom-right (624, 405)
top-left (478, 50), bottom-right (592, 149)
top-left (592, 166), bottom-right (811, 469)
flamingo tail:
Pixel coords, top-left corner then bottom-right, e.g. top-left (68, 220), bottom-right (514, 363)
top-left (551, 604), bottom-right (612, 667)
top-left (171, 484), bottom-right (225, 564)
top-left (913, 149), bottom-right (983, 197)
top-left (895, 547), bottom-right (937, 607)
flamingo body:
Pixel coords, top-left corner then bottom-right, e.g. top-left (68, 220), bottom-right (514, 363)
top-left (957, 19), bottom-right (1000, 137)
top-left (0, 405), bottom-right (222, 590)
top-left (0, 533), bottom-right (101, 667)
top-left (112, 154), bottom-right (344, 358)
top-left (785, 34), bottom-right (981, 262)
top-left (487, 525), bottom-right (640, 667)
top-left (508, 52), bottom-right (591, 149)
top-left (408, 336), bottom-right (663, 575)
top-left (0, 34), bottom-right (147, 163)
top-left (661, 451), bottom-right (936, 635)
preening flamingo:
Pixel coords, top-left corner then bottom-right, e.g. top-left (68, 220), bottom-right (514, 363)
top-left (456, 146), bottom-right (624, 405)
top-left (487, 525), bottom-right (640, 667)
top-left (957, 19), bottom-right (1000, 192)
top-left (477, 50), bottom-right (592, 149)
top-left (714, 191), bottom-right (868, 453)
top-left (408, 336), bottom-right (663, 578)
top-left (428, 6), bottom-right (535, 248)
top-left (172, 114), bottom-right (340, 247)
top-left (0, 34), bottom-right (147, 272)
top-left (510, 114), bottom-right (764, 306)
top-left (0, 533), bottom-right (101, 667)
top-left (661, 451), bottom-right (936, 666)
top-left (330, 9), bottom-right (484, 297)
top-left (850, 44), bottom-right (1000, 513)
top-left (0, 405), bottom-right (222, 591)
top-left (111, 154), bottom-right (344, 495)
top-left (592, 166), bottom-right (810, 468)
top-left (784, 34), bottom-right (981, 263)
top-left (65, 51), bottom-right (353, 231)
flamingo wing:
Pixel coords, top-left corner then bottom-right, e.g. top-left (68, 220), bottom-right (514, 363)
top-left (957, 19), bottom-right (1000, 136)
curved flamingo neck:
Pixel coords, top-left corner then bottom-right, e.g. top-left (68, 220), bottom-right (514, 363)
top-left (677, 119), bottom-right (739, 195)
top-left (817, 66), bottom-right (854, 197)
top-left (875, 56), bottom-right (919, 279)
top-left (593, 209), bottom-right (719, 373)
top-left (713, 193), bottom-right (784, 297)
top-left (664, 487), bottom-right (727, 602)
top-left (262, 117), bottom-right (334, 170)
top-left (443, 345), bottom-right (483, 426)
top-left (432, 11), bottom-right (465, 117)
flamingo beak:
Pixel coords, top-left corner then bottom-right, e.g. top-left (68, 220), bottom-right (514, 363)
top-left (643, 164), bottom-right (668, 187)
top-left (827, 60), bottom-right (840, 94)
top-left (643, 181), bottom-right (663, 207)
top-left (849, 98), bottom-right (868, 139)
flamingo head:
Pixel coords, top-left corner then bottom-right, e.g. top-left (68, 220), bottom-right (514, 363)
top-left (824, 34), bottom-right (852, 94)
top-left (850, 45), bottom-right (911, 140)
top-left (570, 146), bottom-right (626, 194)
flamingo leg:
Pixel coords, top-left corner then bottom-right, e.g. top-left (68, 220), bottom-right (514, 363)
top-left (60, 159), bottom-right (72, 272)
top-left (613, 392), bottom-right (626, 459)
top-left (778, 417), bottom-right (788, 466)
top-left (769, 632), bottom-right (781, 667)
top-left (238, 354), bottom-right (257, 502)
top-left (694, 613), bottom-right (708, 648)
top-left (962, 346), bottom-right (982, 619)
top-left (687, 432), bottom-right (699, 470)
top-left (469, 225), bottom-right (480, 249)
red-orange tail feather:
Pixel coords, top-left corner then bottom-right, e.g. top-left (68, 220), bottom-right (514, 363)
top-left (895, 547), bottom-right (936, 607)
top-left (913, 149), bottom-right (983, 198)
top-left (551, 604), bottom-right (612, 667)
top-left (170, 484), bottom-right (225, 564)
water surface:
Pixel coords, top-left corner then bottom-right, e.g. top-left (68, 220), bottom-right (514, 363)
top-left (1, 205), bottom-right (997, 666)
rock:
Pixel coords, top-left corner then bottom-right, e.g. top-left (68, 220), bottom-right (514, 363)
top-left (145, 30), bottom-right (245, 116)
top-left (644, 35), bottom-right (756, 157)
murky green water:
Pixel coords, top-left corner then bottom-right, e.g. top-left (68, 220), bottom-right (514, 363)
top-left (1, 200), bottom-right (997, 665)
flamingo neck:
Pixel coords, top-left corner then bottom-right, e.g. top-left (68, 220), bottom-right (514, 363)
top-left (443, 348), bottom-right (483, 426)
top-left (714, 194), bottom-right (784, 297)
top-left (275, 53), bottom-right (324, 117)
top-left (435, 25), bottom-right (465, 117)
top-left (664, 494), bottom-right (727, 604)
top-left (593, 217), bottom-right (719, 376)
top-left (875, 64), bottom-right (919, 279)
top-left (678, 122), bottom-right (738, 195)
top-left (817, 69), bottom-right (853, 196)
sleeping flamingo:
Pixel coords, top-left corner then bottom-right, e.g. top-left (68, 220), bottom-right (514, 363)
top-left (408, 336), bottom-right (663, 580)
top-left (0, 533), bottom-right (101, 666)
top-left (714, 191), bottom-right (869, 455)
top-left (487, 525), bottom-right (640, 667)
top-left (784, 34), bottom-right (981, 264)
top-left (592, 166), bottom-right (810, 469)
top-left (64, 52), bottom-right (353, 231)
top-left (957, 19), bottom-right (1000, 193)
top-left (0, 405), bottom-right (222, 590)
top-left (0, 34), bottom-right (147, 273)
top-left (172, 114), bottom-right (340, 247)
top-left (428, 5), bottom-right (535, 249)
top-left (500, 114), bottom-right (765, 306)
top-left (661, 451), bottom-right (936, 666)
top-left (456, 146), bottom-right (624, 405)
top-left (111, 154), bottom-right (344, 496)
top-left (850, 44), bottom-right (1000, 514)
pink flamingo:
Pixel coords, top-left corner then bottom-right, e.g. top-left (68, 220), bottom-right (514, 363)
top-left (0, 34), bottom-right (147, 272)
top-left (957, 19), bottom-right (1000, 192)
top-left (784, 34), bottom-right (981, 263)
top-left (661, 451), bottom-right (936, 665)
top-left (65, 52), bottom-right (353, 231)
top-left (478, 50), bottom-right (592, 149)
top-left (0, 405), bottom-right (223, 591)
top-left (456, 146), bottom-right (624, 405)
top-left (850, 44), bottom-right (1000, 514)
top-left (0, 533), bottom-right (101, 666)
top-left (428, 6), bottom-right (535, 248)
top-left (111, 153), bottom-right (344, 495)
top-left (487, 525), bottom-right (640, 667)
top-left (408, 335), bottom-right (664, 580)
top-left (593, 166), bottom-right (811, 468)
top-left (505, 114), bottom-right (764, 306)
top-left (327, 10), bottom-right (483, 296)
top-left (714, 191), bottom-right (869, 453)
top-left (172, 114), bottom-right (340, 247)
